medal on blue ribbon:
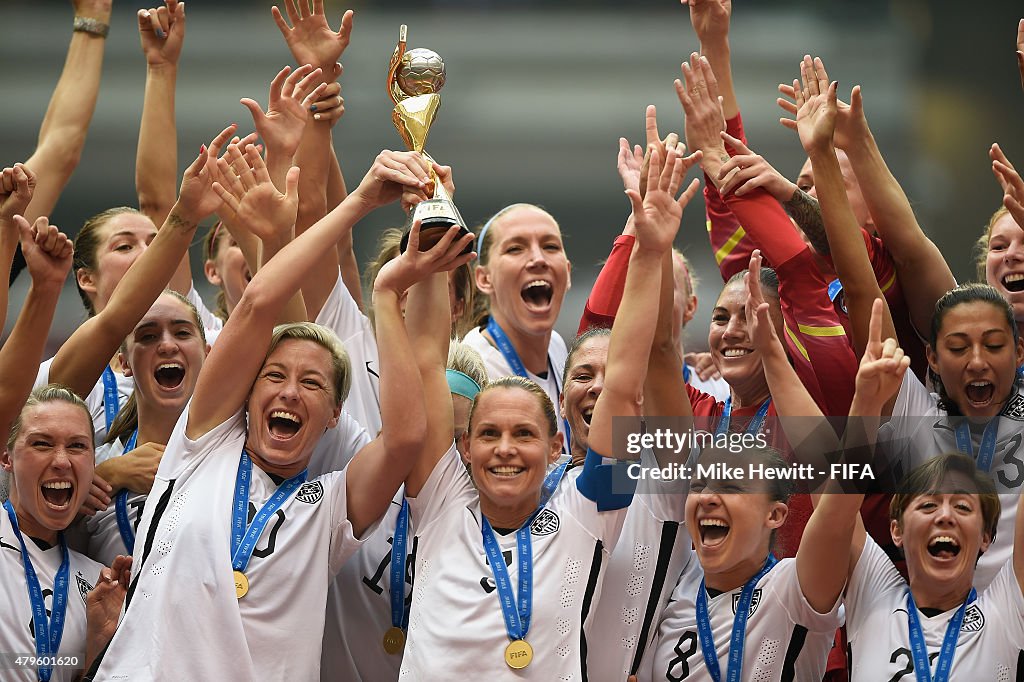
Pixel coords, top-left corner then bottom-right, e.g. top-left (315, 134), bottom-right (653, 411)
top-left (906, 588), bottom-right (976, 682)
top-left (954, 418), bottom-right (999, 473)
top-left (384, 498), bottom-right (411, 654)
top-left (4, 500), bottom-right (70, 682)
top-left (230, 451), bottom-right (307, 599)
top-left (715, 397), bottom-right (771, 438)
top-left (114, 430), bottom-right (139, 554)
top-left (695, 555), bottom-right (777, 682)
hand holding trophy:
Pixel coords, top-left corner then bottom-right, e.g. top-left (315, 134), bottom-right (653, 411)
top-left (388, 25), bottom-right (472, 254)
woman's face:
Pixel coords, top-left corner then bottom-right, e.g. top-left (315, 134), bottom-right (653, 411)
top-left (927, 300), bottom-right (1024, 418)
top-left (78, 213), bottom-right (159, 314)
top-left (708, 281), bottom-right (782, 394)
top-left (985, 213), bottom-right (1024, 321)
top-left (122, 294), bottom-right (209, 415)
top-left (559, 335), bottom-right (609, 462)
top-left (465, 387), bottom-right (562, 518)
top-left (204, 232), bottom-right (250, 317)
top-left (245, 339), bottom-right (341, 478)
top-left (685, 452), bottom-right (787, 589)
top-left (2, 402), bottom-right (94, 540)
top-left (475, 207), bottom-right (571, 339)
top-left (892, 489), bottom-right (991, 600)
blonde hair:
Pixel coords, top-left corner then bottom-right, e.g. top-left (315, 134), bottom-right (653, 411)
top-left (267, 322), bottom-right (351, 404)
top-left (8, 385), bottom-right (94, 451)
top-left (447, 340), bottom-right (488, 389)
top-left (975, 206), bottom-right (1013, 282)
top-left (468, 376), bottom-right (558, 437)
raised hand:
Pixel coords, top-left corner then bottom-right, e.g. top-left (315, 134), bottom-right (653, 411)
top-left (310, 77), bottom-right (345, 125)
top-left (138, 0), bottom-right (185, 67)
top-left (674, 53), bottom-right (728, 176)
top-left (626, 146), bottom-right (702, 254)
top-left (688, 0), bottom-right (732, 45)
top-left (373, 221), bottom-right (475, 296)
top-left (1017, 18), bottom-right (1024, 92)
top-left (790, 56), bottom-right (839, 155)
top-left (685, 350), bottom-right (722, 381)
top-left (16, 215), bottom-right (73, 290)
top-left (350, 150), bottom-right (432, 214)
top-left (85, 555), bottom-right (132, 661)
top-left (853, 298), bottom-right (909, 408)
top-left (778, 79), bottom-right (868, 152)
top-left (991, 143), bottom-right (1024, 228)
top-left (174, 144), bottom-right (219, 225)
top-left (717, 132), bottom-right (798, 201)
top-left (638, 105), bottom-right (682, 198)
top-left (213, 144), bottom-right (300, 244)
top-left (744, 250), bottom-right (777, 350)
top-left (271, 1), bottom-right (354, 72)
top-left (400, 160), bottom-right (454, 214)
top-left (0, 164), bottom-right (36, 223)
top-left (242, 65), bottom-right (327, 164)
top-left (616, 137), bottom-right (645, 194)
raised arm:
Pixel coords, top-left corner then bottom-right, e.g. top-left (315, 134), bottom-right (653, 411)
top-left (688, 0), bottom-right (737, 119)
top-left (991, 144), bottom-right (1024, 230)
top-left (590, 148), bottom-right (700, 459)
top-left (22, 0), bottom-right (111, 224)
top-left (788, 57), bottom-right (896, 357)
top-left (798, 299), bottom-right (908, 612)
top-left (0, 165), bottom-right (37, 329)
top-left (50, 142), bottom-right (220, 399)
top-left (0, 217), bottom-right (73, 440)
top-left (779, 65), bottom-right (954, 338)
top-left (1016, 18), bottom-right (1024, 93)
top-left (186, 149), bottom-right (427, 438)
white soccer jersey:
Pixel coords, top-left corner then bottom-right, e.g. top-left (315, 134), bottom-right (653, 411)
top-left (648, 557), bottom-right (842, 682)
top-left (92, 407), bottom-right (371, 681)
top-left (399, 445), bottom-right (630, 680)
top-left (185, 284), bottom-right (224, 334)
top-left (0, 511), bottom-right (104, 682)
top-left (315, 269), bottom-right (383, 436)
top-left (589, 449), bottom-right (694, 682)
top-left (846, 536), bottom-right (1024, 681)
top-left (462, 326), bottom-right (569, 444)
top-left (685, 366), bottom-right (730, 404)
top-left (879, 371), bottom-right (1024, 588)
top-left (35, 357), bottom-right (134, 445)
top-left (82, 440), bottom-right (146, 567)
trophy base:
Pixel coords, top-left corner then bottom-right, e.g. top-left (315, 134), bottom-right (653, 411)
top-left (401, 198), bottom-right (473, 255)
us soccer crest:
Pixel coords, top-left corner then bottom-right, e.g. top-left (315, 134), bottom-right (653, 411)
top-left (295, 481), bottom-right (324, 505)
top-left (733, 589), bottom-right (762, 617)
top-left (1003, 394), bottom-right (1024, 420)
top-left (960, 604), bottom-right (984, 633)
top-left (75, 572), bottom-right (93, 605)
top-left (530, 509), bottom-right (560, 536)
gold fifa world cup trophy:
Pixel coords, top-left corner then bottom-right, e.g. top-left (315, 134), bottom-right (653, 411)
top-left (387, 25), bottom-right (471, 253)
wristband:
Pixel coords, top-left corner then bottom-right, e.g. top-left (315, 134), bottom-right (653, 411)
top-left (73, 16), bottom-right (110, 38)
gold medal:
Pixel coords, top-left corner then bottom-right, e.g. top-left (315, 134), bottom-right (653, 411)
top-left (234, 570), bottom-right (249, 599)
top-left (504, 639), bottom-right (533, 669)
top-left (382, 626), bottom-right (406, 654)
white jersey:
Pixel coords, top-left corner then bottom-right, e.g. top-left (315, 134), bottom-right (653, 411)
top-left (879, 371), bottom-right (1024, 588)
top-left (92, 407), bottom-right (371, 681)
top-left (399, 445), bottom-right (630, 680)
top-left (462, 326), bottom-right (569, 444)
top-left (846, 536), bottom-right (1024, 681)
top-left (185, 284), bottom-right (223, 346)
top-left (315, 270), bottom-right (383, 437)
top-left (685, 365), bottom-right (730, 404)
top-left (0, 511), bottom-right (104, 682)
top-left (35, 357), bottom-right (133, 445)
top-left (647, 557), bottom-right (842, 682)
top-left (589, 449), bottom-right (694, 682)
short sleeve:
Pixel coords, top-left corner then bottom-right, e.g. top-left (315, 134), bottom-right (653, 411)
top-left (405, 443), bottom-right (475, 531)
top-left (769, 559), bottom-right (844, 633)
top-left (162, 403), bottom-right (247, 479)
top-left (845, 536), bottom-right (906, 637)
top-left (324, 469), bottom-right (375, 574)
top-left (315, 268), bottom-right (373, 343)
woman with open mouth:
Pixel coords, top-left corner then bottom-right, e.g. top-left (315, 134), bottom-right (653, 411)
top-left (397, 147), bottom-right (693, 679)
top-left (463, 202), bottom-right (574, 446)
top-left (88, 146), bottom-right (474, 681)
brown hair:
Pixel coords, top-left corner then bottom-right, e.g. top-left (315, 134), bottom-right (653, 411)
top-left (73, 207), bottom-right (147, 316)
top-left (203, 221), bottom-right (231, 322)
top-left (468, 376), bottom-right (558, 438)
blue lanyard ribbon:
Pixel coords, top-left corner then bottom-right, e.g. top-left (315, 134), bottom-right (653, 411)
top-left (101, 365), bottom-right (120, 432)
top-left (486, 318), bottom-right (571, 448)
top-left (954, 419), bottom-right (999, 472)
top-left (4, 500), bottom-right (70, 682)
top-left (696, 555), bottom-right (777, 682)
top-left (114, 430), bottom-right (139, 554)
top-left (230, 451), bottom-right (307, 573)
top-left (389, 498), bottom-right (412, 631)
top-left (715, 398), bottom-right (771, 438)
top-left (906, 588), bottom-right (976, 682)
top-left (479, 462), bottom-right (567, 645)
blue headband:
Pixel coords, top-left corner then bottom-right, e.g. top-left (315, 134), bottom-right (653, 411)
top-left (446, 369), bottom-right (482, 399)
top-left (476, 204), bottom-right (523, 256)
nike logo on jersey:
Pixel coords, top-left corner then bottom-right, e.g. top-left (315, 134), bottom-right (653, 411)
top-left (0, 537), bottom-right (20, 554)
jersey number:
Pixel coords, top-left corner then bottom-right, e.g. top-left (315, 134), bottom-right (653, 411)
top-left (246, 504), bottom-right (285, 558)
top-left (887, 647), bottom-right (939, 682)
top-left (363, 534), bottom-right (419, 605)
top-left (998, 434), bottom-right (1024, 488)
top-left (666, 630), bottom-right (698, 681)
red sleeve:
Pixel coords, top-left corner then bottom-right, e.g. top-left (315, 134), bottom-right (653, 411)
top-left (705, 113), bottom-right (759, 282)
top-left (773, 248), bottom-right (859, 417)
top-left (578, 234), bottom-right (634, 335)
top-left (685, 382), bottom-right (724, 419)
